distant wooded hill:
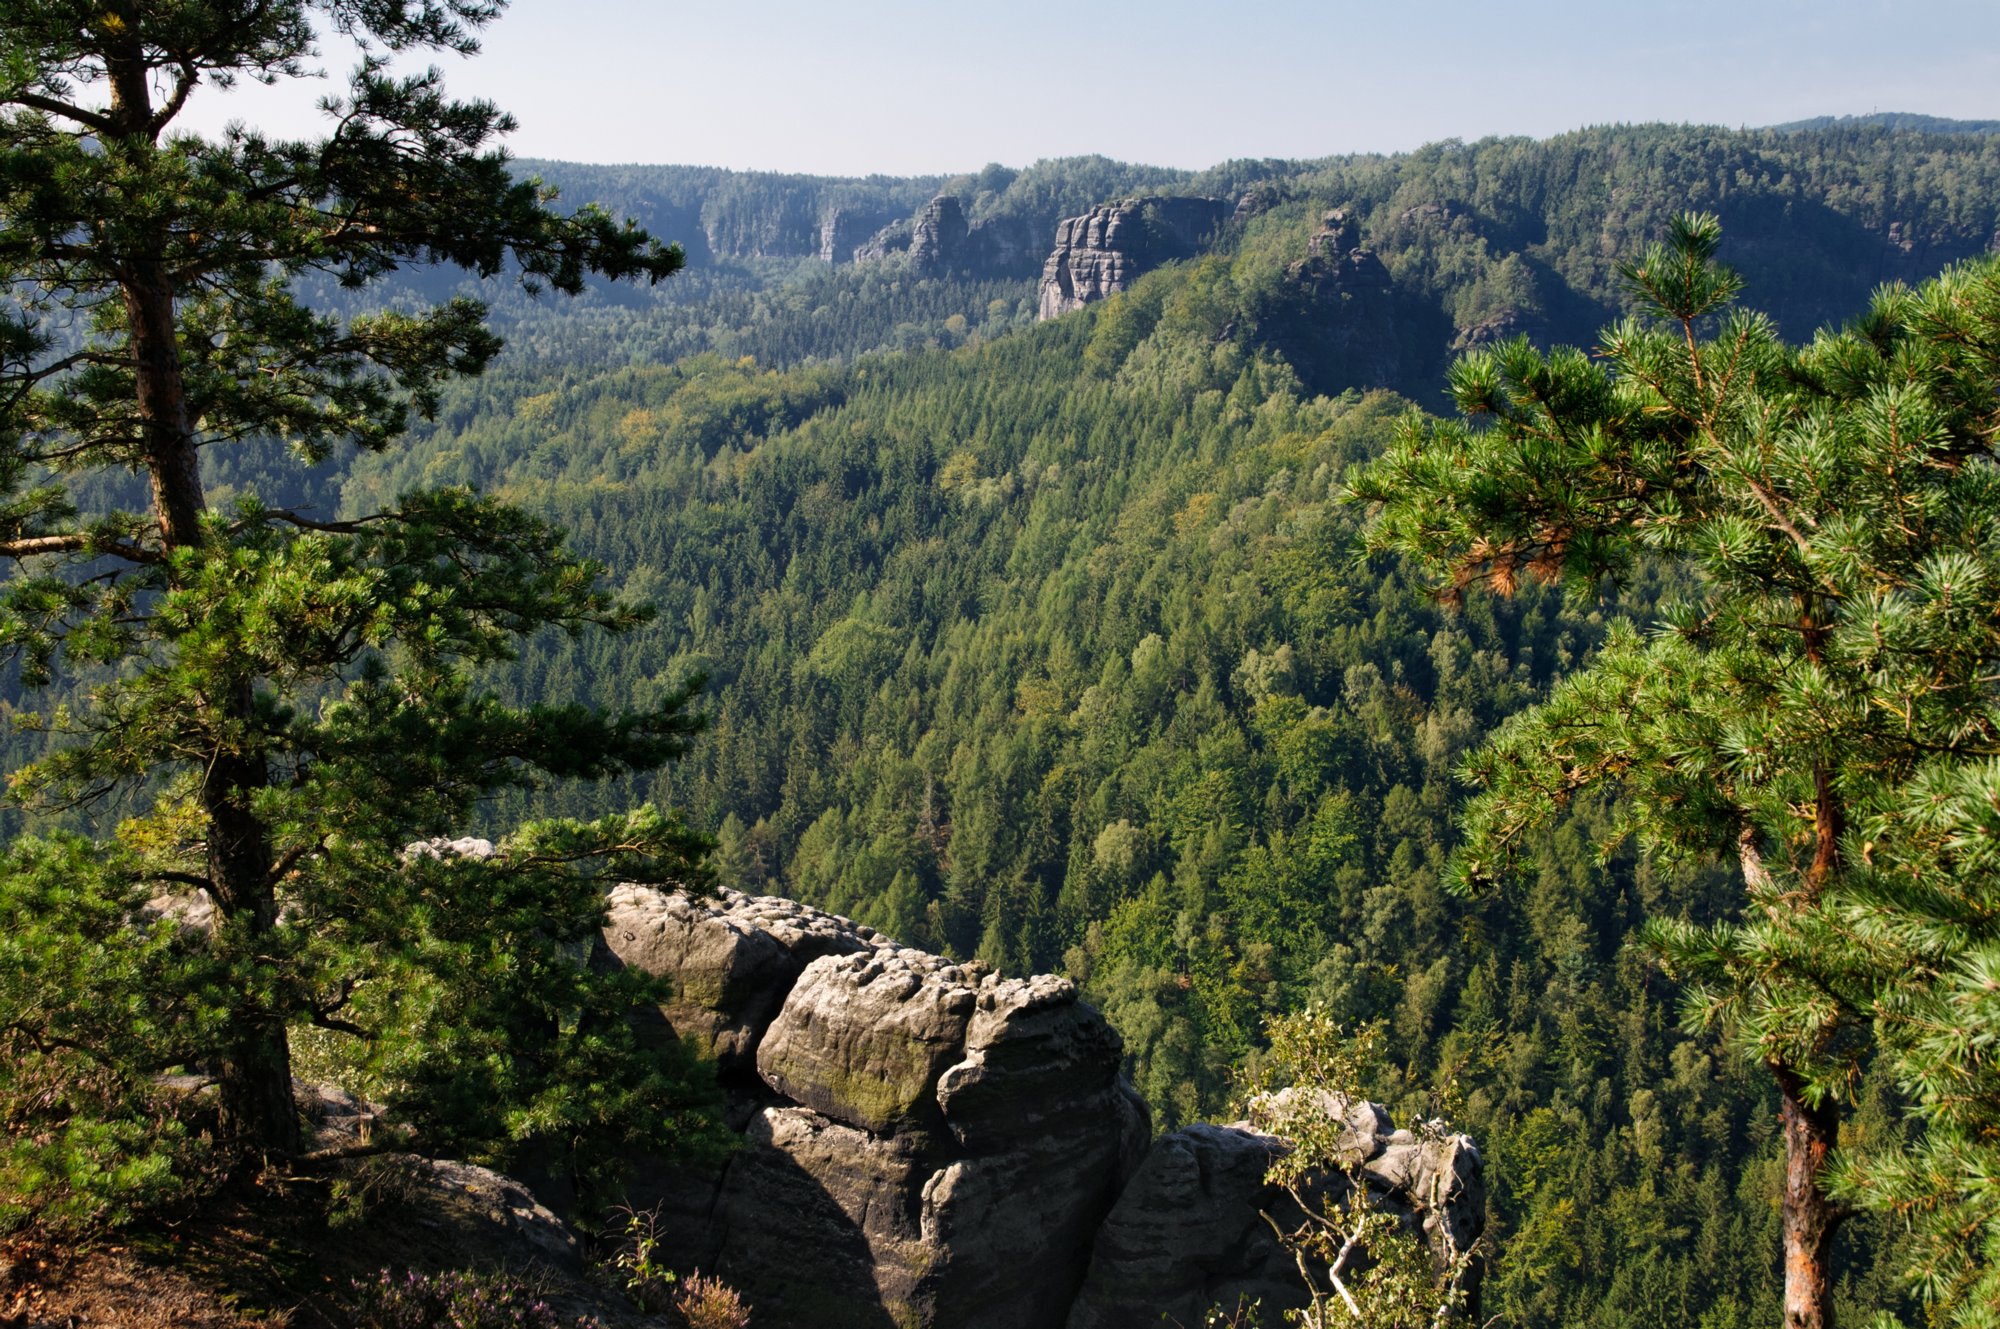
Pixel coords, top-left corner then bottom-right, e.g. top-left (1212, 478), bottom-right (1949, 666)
top-left (1768, 111), bottom-right (2000, 135)
top-left (305, 119), bottom-right (2000, 420)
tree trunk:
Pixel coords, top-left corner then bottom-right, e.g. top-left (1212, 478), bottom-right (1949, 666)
top-left (206, 711), bottom-right (300, 1158)
top-left (1775, 1065), bottom-right (1842, 1329)
top-left (125, 258), bottom-right (299, 1157)
top-left (1745, 831), bottom-right (1845, 1329)
top-left (123, 264), bottom-right (206, 549)
top-left (219, 1018), bottom-right (300, 1160)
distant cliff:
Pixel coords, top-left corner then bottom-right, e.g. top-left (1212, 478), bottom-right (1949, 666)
top-left (1037, 196), bottom-right (1234, 318)
top-left (595, 885), bottom-right (1485, 1329)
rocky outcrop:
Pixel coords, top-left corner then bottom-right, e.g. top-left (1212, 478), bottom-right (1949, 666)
top-left (603, 884), bottom-right (888, 1077)
top-left (863, 194), bottom-right (1045, 278)
top-left (597, 886), bottom-right (1481, 1329)
top-left (601, 886), bottom-right (1147, 1329)
top-left (1453, 306), bottom-right (1550, 352)
top-left (1069, 1092), bottom-right (1484, 1329)
top-left (908, 195), bottom-right (970, 276)
top-left (820, 207), bottom-right (897, 265)
top-left (1037, 196), bottom-right (1232, 319)
top-left (1258, 207), bottom-right (1417, 395)
top-left (854, 216), bottom-right (914, 264)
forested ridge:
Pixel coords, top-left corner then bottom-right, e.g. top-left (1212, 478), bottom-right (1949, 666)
top-left (295, 120), bottom-right (2000, 395)
top-left (12, 113), bottom-right (2000, 1324)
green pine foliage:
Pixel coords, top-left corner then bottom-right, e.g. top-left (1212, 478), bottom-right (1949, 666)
top-left (1352, 215), bottom-right (2000, 1326)
top-left (0, 0), bottom-right (728, 1217)
top-left (295, 122), bottom-right (2000, 1324)
top-left (12, 61), bottom-right (2000, 1317)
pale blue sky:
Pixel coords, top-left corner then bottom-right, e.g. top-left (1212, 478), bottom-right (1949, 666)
top-left (175, 0), bottom-right (2000, 174)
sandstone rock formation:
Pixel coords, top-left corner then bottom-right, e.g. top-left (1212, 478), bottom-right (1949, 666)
top-left (601, 886), bottom-right (1147, 1329)
top-left (819, 206), bottom-right (897, 265)
top-left (598, 886), bottom-right (1483, 1329)
top-left (1259, 207), bottom-right (1418, 395)
top-left (1067, 1093), bottom-right (1484, 1329)
top-left (908, 195), bottom-right (970, 277)
top-left (961, 212), bottom-right (1040, 277)
top-left (861, 194), bottom-right (1044, 278)
top-left (603, 884), bottom-right (888, 1078)
top-left (1037, 196), bottom-right (1232, 319)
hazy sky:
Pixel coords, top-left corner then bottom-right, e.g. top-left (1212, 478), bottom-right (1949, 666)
top-left (174, 0), bottom-right (2000, 175)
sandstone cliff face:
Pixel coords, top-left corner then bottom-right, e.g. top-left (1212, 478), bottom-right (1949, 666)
top-left (599, 886), bottom-right (1484, 1329)
top-left (1036, 196), bottom-right (1233, 319)
top-left (854, 216), bottom-right (914, 264)
top-left (1068, 1093), bottom-right (1484, 1329)
top-left (908, 195), bottom-right (970, 276)
top-left (1256, 207), bottom-right (1413, 394)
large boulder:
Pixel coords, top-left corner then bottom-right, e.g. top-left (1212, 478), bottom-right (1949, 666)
top-left (597, 884), bottom-right (1479, 1329)
top-left (757, 949), bottom-right (979, 1133)
top-left (600, 884), bottom-right (888, 1074)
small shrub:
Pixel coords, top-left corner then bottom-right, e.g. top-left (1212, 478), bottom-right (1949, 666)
top-left (351, 1268), bottom-right (601, 1329)
top-left (608, 1203), bottom-right (676, 1311)
top-left (1244, 1010), bottom-right (1478, 1328)
top-left (0, 836), bottom-right (224, 1238)
top-left (673, 1271), bottom-right (750, 1329)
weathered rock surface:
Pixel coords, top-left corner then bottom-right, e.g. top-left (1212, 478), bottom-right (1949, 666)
top-left (858, 193), bottom-right (1044, 278)
top-left (819, 206), bottom-right (898, 265)
top-left (1256, 207), bottom-right (1412, 394)
top-left (1065, 1123), bottom-right (1297, 1329)
top-left (854, 216), bottom-right (914, 263)
top-left (601, 886), bottom-right (1147, 1329)
top-left (597, 885), bottom-right (1480, 1329)
top-left (908, 194), bottom-right (970, 276)
top-left (601, 884), bottom-right (888, 1073)
top-left (757, 948), bottom-right (978, 1132)
top-left (1037, 196), bottom-right (1232, 319)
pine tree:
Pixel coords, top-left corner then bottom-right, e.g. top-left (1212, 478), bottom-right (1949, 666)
top-left (0, 0), bottom-right (704, 1168)
top-left (1350, 215), bottom-right (2000, 1327)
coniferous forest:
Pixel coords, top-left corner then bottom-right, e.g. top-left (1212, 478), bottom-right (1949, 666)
top-left (5, 6), bottom-right (2000, 1325)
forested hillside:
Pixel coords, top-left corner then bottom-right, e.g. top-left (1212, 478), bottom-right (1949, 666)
top-left (274, 119), bottom-right (2000, 1325)
top-left (16, 118), bottom-right (2000, 1324)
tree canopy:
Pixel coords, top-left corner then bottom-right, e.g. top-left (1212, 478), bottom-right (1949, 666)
top-left (0, 0), bottom-right (718, 1200)
top-left (1351, 214), bottom-right (2000, 1327)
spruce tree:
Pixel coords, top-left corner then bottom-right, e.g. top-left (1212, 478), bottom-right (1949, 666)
top-left (0, 0), bottom-right (704, 1168)
top-left (1350, 215), bottom-right (2000, 1327)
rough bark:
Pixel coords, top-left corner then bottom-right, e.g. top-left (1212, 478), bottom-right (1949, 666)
top-left (205, 711), bottom-right (298, 1157)
top-left (1744, 829), bottom-right (1843, 1329)
top-left (1775, 1065), bottom-right (1843, 1329)
top-left (122, 263), bottom-right (208, 550)
top-left (1808, 761), bottom-right (1845, 890)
